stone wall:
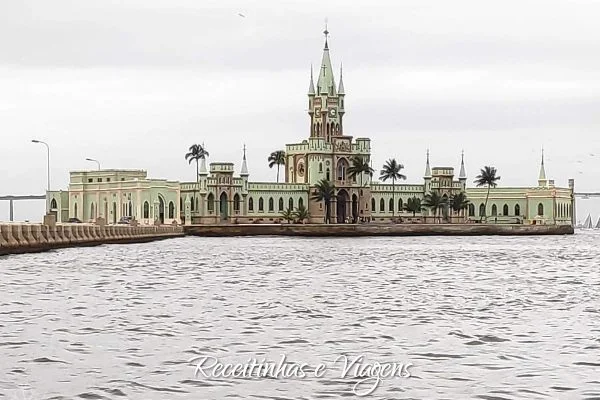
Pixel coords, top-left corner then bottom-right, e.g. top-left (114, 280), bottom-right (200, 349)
top-left (184, 223), bottom-right (574, 237)
top-left (0, 223), bottom-right (184, 256)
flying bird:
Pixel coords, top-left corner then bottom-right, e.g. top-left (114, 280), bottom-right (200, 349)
top-left (238, 12), bottom-right (246, 18)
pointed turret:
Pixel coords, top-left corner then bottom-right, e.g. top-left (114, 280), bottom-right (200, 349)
top-left (316, 26), bottom-right (336, 95)
top-left (240, 144), bottom-right (249, 176)
top-left (538, 147), bottom-right (547, 187)
top-left (199, 157), bottom-right (207, 175)
top-left (308, 65), bottom-right (315, 96)
top-left (459, 150), bottom-right (467, 180)
top-left (424, 149), bottom-right (432, 178)
top-left (338, 63), bottom-right (345, 95)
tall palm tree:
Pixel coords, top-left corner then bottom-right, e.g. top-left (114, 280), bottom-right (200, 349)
top-left (311, 179), bottom-right (336, 224)
top-left (268, 150), bottom-right (286, 183)
top-left (423, 191), bottom-right (446, 223)
top-left (379, 158), bottom-right (407, 217)
top-left (185, 144), bottom-right (209, 214)
top-left (404, 196), bottom-right (422, 217)
top-left (347, 155), bottom-right (374, 220)
top-left (474, 166), bottom-right (501, 222)
top-left (281, 206), bottom-right (294, 224)
top-left (450, 191), bottom-right (470, 221)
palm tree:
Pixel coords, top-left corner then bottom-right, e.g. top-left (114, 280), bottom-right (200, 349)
top-left (293, 204), bottom-right (310, 224)
top-left (423, 191), bottom-right (446, 223)
top-left (347, 155), bottom-right (374, 220)
top-left (404, 196), bottom-right (422, 217)
top-left (185, 144), bottom-right (209, 214)
top-left (450, 191), bottom-right (470, 221)
top-left (311, 179), bottom-right (336, 224)
top-left (474, 166), bottom-right (501, 222)
top-left (379, 158), bottom-right (407, 217)
top-left (281, 206), bottom-right (295, 224)
top-left (268, 150), bottom-right (286, 183)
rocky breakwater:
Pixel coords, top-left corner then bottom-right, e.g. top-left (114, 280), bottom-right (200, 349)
top-left (0, 222), bottom-right (184, 256)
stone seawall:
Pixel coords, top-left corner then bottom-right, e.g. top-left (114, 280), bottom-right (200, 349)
top-left (0, 223), bottom-right (184, 256)
top-left (184, 223), bottom-right (574, 237)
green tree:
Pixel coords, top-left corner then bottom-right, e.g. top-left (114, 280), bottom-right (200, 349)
top-left (423, 191), bottom-right (446, 223)
top-left (185, 144), bottom-right (209, 214)
top-left (293, 203), bottom-right (310, 224)
top-left (311, 179), bottom-right (336, 224)
top-left (379, 158), bottom-right (407, 217)
top-left (450, 191), bottom-right (470, 221)
top-left (347, 155), bottom-right (374, 221)
top-left (404, 196), bottom-right (422, 217)
top-left (474, 166), bottom-right (501, 222)
top-left (281, 206), bottom-right (295, 224)
top-left (268, 150), bottom-right (286, 183)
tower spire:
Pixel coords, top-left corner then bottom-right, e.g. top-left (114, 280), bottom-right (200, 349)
top-left (308, 64), bottom-right (315, 95)
top-left (317, 24), bottom-right (335, 95)
top-left (538, 146), bottom-right (547, 186)
top-left (323, 19), bottom-right (329, 50)
top-left (241, 144), bottom-right (249, 176)
top-left (424, 149), bottom-right (432, 178)
top-left (459, 149), bottom-right (466, 180)
top-left (338, 63), bottom-right (345, 94)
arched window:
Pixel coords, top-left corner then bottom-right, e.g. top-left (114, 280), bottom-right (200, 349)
top-left (268, 197), bottom-right (274, 212)
top-left (491, 204), bottom-right (498, 216)
top-left (258, 197), bottom-right (264, 211)
top-left (90, 203), bottom-right (95, 219)
top-left (168, 201), bottom-right (175, 218)
top-left (298, 198), bottom-right (304, 208)
top-left (207, 193), bottom-right (215, 211)
top-left (336, 123), bottom-right (340, 134)
top-left (326, 168), bottom-right (330, 181)
top-left (233, 194), bottom-right (240, 211)
top-left (479, 203), bottom-right (485, 216)
top-left (180, 197), bottom-right (183, 211)
top-left (380, 198), bottom-right (385, 212)
top-left (503, 204), bottom-right (509, 216)
top-left (514, 204), bottom-right (520, 216)
top-left (538, 203), bottom-right (544, 216)
top-left (196, 198), bottom-right (199, 212)
top-left (289, 197), bottom-right (294, 210)
top-left (278, 197), bottom-right (284, 211)
top-left (371, 198), bottom-right (376, 211)
top-left (327, 123), bottom-right (330, 136)
top-left (389, 198), bottom-right (394, 212)
top-left (398, 198), bottom-right (403, 212)
top-left (249, 197), bottom-right (254, 212)
top-left (319, 163), bottom-right (323, 173)
top-left (337, 159), bottom-right (349, 181)
top-left (50, 198), bottom-right (57, 209)
top-left (74, 203), bottom-right (78, 218)
top-left (468, 204), bottom-right (475, 216)
top-left (190, 196), bottom-right (195, 211)
top-left (143, 201), bottom-right (149, 218)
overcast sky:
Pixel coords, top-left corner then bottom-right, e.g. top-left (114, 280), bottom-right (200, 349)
top-left (1, 0), bottom-right (599, 222)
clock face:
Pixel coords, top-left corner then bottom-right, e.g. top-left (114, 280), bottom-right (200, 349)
top-left (329, 108), bottom-right (337, 117)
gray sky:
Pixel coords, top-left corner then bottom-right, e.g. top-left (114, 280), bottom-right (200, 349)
top-left (1, 0), bottom-right (600, 222)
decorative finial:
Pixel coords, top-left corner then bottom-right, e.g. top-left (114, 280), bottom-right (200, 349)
top-left (323, 18), bottom-right (329, 49)
top-left (541, 146), bottom-right (544, 164)
top-left (461, 149), bottom-right (464, 161)
top-left (427, 148), bottom-right (430, 160)
top-left (243, 144), bottom-right (247, 160)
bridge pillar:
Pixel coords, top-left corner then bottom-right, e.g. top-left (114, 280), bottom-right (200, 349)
top-left (9, 199), bottom-right (13, 222)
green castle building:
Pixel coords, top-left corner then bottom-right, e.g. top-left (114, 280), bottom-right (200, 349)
top-left (47, 30), bottom-right (574, 227)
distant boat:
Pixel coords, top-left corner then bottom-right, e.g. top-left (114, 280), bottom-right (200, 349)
top-left (583, 214), bottom-right (593, 229)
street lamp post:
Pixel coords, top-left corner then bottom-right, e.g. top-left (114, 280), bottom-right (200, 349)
top-left (85, 158), bottom-right (101, 170)
top-left (31, 139), bottom-right (50, 192)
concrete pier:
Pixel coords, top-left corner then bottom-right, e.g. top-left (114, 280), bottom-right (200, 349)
top-left (0, 223), bottom-right (184, 256)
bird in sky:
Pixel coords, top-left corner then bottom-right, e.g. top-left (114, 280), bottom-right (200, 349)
top-left (238, 13), bottom-right (246, 18)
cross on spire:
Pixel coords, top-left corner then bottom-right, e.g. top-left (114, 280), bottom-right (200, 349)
top-left (323, 18), bottom-right (329, 49)
top-left (243, 143), bottom-right (246, 160)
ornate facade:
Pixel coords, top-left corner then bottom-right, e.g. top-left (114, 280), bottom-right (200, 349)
top-left (47, 30), bottom-right (574, 226)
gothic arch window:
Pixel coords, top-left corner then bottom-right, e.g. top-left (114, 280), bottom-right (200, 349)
top-left (468, 204), bottom-right (475, 216)
top-left (398, 198), bottom-right (403, 212)
top-left (371, 198), bottom-right (376, 212)
top-left (389, 198), bottom-right (394, 212)
top-left (327, 123), bottom-right (330, 136)
top-left (479, 203), bottom-right (485, 216)
top-left (380, 198), bottom-right (385, 212)
top-left (491, 204), bottom-right (498, 216)
top-left (336, 123), bottom-right (340, 134)
top-left (330, 122), bottom-right (335, 136)
top-left (207, 193), bottom-right (215, 211)
top-left (168, 201), bottom-right (175, 219)
top-left (341, 99), bottom-right (344, 108)
top-left (268, 197), bottom-right (274, 212)
top-left (180, 197), bottom-right (183, 211)
top-left (538, 203), bottom-right (544, 216)
top-left (503, 204), bottom-right (509, 216)
top-left (90, 202), bottom-right (95, 220)
top-left (249, 197), bottom-right (254, 212)
top-left (278, 197), bottom-right (284, 211)
top-left (233, 194), bottom-right (241, 211)
top-left (337, 158), bottom-right (349, 181)
top-left (319, 163), bottom-right (323, 173)
top-left (326, 168), bottom-right (330, 181)
top-left (514, 204), bottom-right (520, 216)
top-left (74, 203), bottom-right (78, 219)
top-left (289, 197), bottom-right (294, 210)
top-left (258, 197), bottom-right (264, 211)
top-left (190, 196), bottom-right (195, 211)
top-left (298, 198), bottom-right (304, 208)
top-left (50, 198), bottom-right (57, 209)
top-left (143, 201), bottom-right (149, 218)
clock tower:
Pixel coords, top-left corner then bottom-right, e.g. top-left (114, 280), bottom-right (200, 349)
top-left (307, 27), bottom-right (345, 143)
